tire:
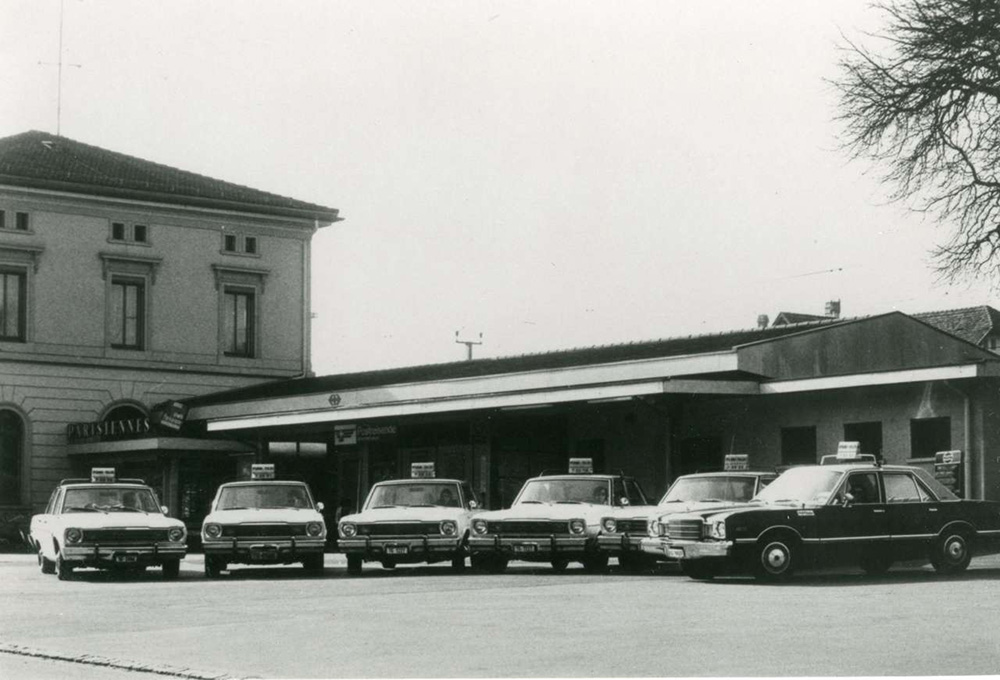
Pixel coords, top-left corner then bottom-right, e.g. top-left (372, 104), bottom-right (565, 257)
top-left (303, 554), bottom-right (324, 574)
top-left (550, 558), bottom-right (569, 573)
top-left (56, 553), bottom-right (74, 581)
top-left (162, 559), bottom-right (180, 579)
top-left (451, 555), bottom-right (466, 572)
top-left (755, 537), bottom-right (796, 582)
top-left (931, 531), bottom-right (972, 575)
top-left (860, 552), bottom-right (893, 576)
top-left (38, 549), bottom-right (55, 575)
top-left (204, 556), bottom-right (224, 579)
top-left (582, 554), bottom-right (609, 574)
top-left (681, 560), bottom-right (717, 581)
top-left (347, 555), bottom-right (363, 576)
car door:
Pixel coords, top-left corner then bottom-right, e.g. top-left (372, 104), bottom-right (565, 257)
top-left (814, 471), bottom-right (889, 566)
top-left (32, 488), bottom-right (61, 559)
top-left (883, 470), bottom-right (938, 561)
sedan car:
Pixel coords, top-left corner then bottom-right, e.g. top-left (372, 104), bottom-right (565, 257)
top-left (665, 462), bottom-right (1000, 581)
top-left (29, 472), bottom-right (187, 581)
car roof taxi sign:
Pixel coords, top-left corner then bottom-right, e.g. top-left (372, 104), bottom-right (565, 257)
top-left (251, 463), bottom-right (276, 480)
top-left (411, 462), bottom-right (435, 478)
top-left (568, 457), bottom-right (593, 474)
top-left (724, 454), bottom-right (749, 471)
top-left (91, 467), bottom-right (116, 483)
top-left (836, 441), bottom-right (862, 460)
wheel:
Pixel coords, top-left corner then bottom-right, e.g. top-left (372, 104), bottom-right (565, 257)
top-left (451, 555), bottom-right (466, 572)
top-left (860, 552), bottom-right (893, 576)
top-left (681, 560), bottom-right (717, 580)
top-left (550, 558), bottom-right (569, 573)
top-left (204, 556), bottom-right (225, 579)
top-left (930, 531), bottom-right (972, 574)
top-left (583, 554), bottom-right (609, 574)
top-left (55, 553), bottom-right (75, 581)
top-left (162, 559), bottom-right (180, 579)
top-left (347, 555), bottom-right (363, 576)
top-left (38, 549), bottom-right (55, 575)
top-left (755, 537), bottom-right (796, 582)
top-left (303, 554), bottom-right (324, 574)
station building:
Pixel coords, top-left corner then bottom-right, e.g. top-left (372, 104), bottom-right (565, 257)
top-left (0, 130), bottom-right (340, 544)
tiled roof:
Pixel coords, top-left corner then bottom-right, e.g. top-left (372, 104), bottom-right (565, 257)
top-left (0, 130), bottom-right (340, 223)
top-left (913, 305), bottom-right (1000, 346)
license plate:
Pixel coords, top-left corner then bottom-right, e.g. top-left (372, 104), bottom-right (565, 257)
top-left (666, 548), bottom-right (684, 559)
top-left (251, 548), bottom-right (278, 560)
top-left (385, 545), bottom-right (409, 555)
top-left (115, 554), bottom-right (138, 564)
top-left (512, 543), bottom-right (538, 554)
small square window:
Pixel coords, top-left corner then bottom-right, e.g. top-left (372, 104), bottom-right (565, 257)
top-left (224, 234), bottom-right (237, 252)
top-left (0, 211), bottom-right (5, 229)
top-left (244, 236), bottom-right (257, 254)
top-left (15, 212), bottom-right (29, 231)
top-left (112, 222), bottom-right (126, 241)
top-left (133, 224), bottom-right (147, 243)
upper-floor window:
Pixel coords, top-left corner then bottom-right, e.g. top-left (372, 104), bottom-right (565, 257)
top-left (910, 416), bottom-right (951, 459)
top-left (110, 222), bottom-right (149, 244)
top-left (223, 287), bottom-right (255, 357)
top-left (0, 211), bottom-right (30, 231)
top-left (0, 409), bottom-right (25, 505)
top-left (110, 277), bottom-right (145, 350)
top-left (222, 232), bottom-right (260, 256)
top-left (0, 269), bottom-right (26, 342)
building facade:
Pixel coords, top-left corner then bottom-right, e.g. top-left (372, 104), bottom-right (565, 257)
top-left (0, 131), bottom-right (340, 544)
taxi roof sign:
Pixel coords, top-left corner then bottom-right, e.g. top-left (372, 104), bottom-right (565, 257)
top-left (91, 467), bottom-right (116, 483)
top-left (724, 454), bottom-right (749, 472)
top-left (569, 458), bottom-right (593, 474)
top-left (251, 464), bottom-right (275, 480)
top-left (411, 462), bottom-right (435, 479)
top-left (836, 441), bottom-right (862, 459)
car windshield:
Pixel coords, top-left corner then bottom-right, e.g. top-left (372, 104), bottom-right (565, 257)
top-left (365, 482), bottom-right (462, 509)
top-left (660, 476), bottom-right (757, 504)
top-left (217, 484), bottom-right (312, 510)
top-left (516, 479), bottom-right (612, 505)
top-left (62, 487), bottom-right (160, 513)
top-left (753, 467), bottom-right (844, 505)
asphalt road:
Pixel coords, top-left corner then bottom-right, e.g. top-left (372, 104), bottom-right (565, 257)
top-left (2, 552), bottom-right (1000, 679)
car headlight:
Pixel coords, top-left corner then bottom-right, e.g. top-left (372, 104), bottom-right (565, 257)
top-left (706, 519), bottom-right (726, 540)
top-left (168, 527), bottom-right (186, 542)
top-left (204, 523), bottom-right (223, 539)
top-left (472, 519), bottom-right (488, 535)
top-left (65, 528), bottom-right (82, 544)
top-left (601, 517), bottom-right (617, 533)
top-left (569, 519), bottom-right (586, 535)
top-left (440, 520), bottom-right (458, 536)
top-left (647, 519), bottom-right (659, 538)
top-left (306, 522), bottom-right (324, 537)
top-left (340, 522), bottom-right (357, 538)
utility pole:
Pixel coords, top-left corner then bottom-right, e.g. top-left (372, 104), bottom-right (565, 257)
top-left (455, 331), bottom-right (483, 361)
top-left (38, 0), bottom-right (82, 136)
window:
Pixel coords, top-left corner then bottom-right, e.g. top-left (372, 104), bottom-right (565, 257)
top-left (223, 288), bottom-right (255, 357)
top-left (843, 471), bottom-right (880, 504)
top-left (133, 224), bottom-right (147, 243)
top-left (223, 234), bottom-right (238, 252)
top-left (844, 421), bottom-right (883, 460)
top-left (15, 212), bottom-right (28, 231)
top-left (110, 278), bottom-right (145, 350)
top-left (0, 270), bottom-right (26, 342)
top-left (884, 472), bottom-right (931, 503)
top-left (244, 236), bottom-right (257, 254)
top-left (781, 426), bottom-right (817, 466)
top-left (0, 211), bottom-right (5, 229)
top-left (0, 410), bottom-right (24, 505)
top-left (221, 232), bottom-right (260, 255)
top-left (110, 222), bottom-right (149, 244)
top-left (112, 222), bottom-right (126, 240)
top-left (910, 417), bottom-right (951, 459)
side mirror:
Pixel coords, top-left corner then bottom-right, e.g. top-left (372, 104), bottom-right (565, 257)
top-left (842, 493), bottom-right (854, 507)
top-left (160, 505), bottom-right (170, 515)
top-left (620, 498), bottom-right (630, 506)
top-left (315, 501), bottom-right (325, 512)
top-left (468, 500), bottom-right (478, 509)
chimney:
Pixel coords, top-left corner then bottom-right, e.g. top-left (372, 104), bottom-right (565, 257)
top-left (757, 314), bottom-right (769, 329)
top-left (825, 300), bottom-right (841, 318)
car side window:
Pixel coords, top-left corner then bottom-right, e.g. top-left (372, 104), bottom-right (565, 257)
top-left (624, 480), bottom-right (647, 505)
top-left (44, 489), bottom-right (59, 514)
top-left (884, 473), bottom-right (931, 503)
top-left (461, 483), bottom-right (479, 508)
top-left (845, 472), bottom-right (881, 504)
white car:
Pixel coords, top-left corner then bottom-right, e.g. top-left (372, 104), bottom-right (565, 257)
top-left (201, 480), bottom-right (327, 578)
top-left (338, 478), bottom-right (481, 575)
top-left (30, 476), bottom-right (187, 581)
top-left (469, 474), bottom-right (655, 573)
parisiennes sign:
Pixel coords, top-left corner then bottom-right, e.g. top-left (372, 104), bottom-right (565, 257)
top-left (66, 417), bottom-right (151, 443)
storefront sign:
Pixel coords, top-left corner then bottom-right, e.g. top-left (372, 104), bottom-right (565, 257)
top-left (66, 417), bottom-right (151, 443)
top-left (333, 424), bottom-right (397, 446)
top-left (934, 450), bottom-right (963, 496)
top-left (333, 424), bottom-right (357, 446)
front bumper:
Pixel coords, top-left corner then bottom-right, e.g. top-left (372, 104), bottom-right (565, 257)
top-left (640, 537), bottom-right (672, 558)
top-left (338, 536), bottom-right (462, 560)
top-left (202, 537), bottom-right (326, 564)
top-left (597, 533), bottom-right (645, 554)
top-left (61, 543), bottom-right (187, 566)
top-left (468, 535), bottom-right (590, 558)
top-left (663, 539), bottom-right (733, 560)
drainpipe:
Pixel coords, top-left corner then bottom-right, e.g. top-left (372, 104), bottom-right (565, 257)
top-left (943, 381), bottom-right (974, 499)
top-left (302, 224), bottom-right (314, 378)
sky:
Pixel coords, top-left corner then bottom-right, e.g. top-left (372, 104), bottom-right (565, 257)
top-left (3, 0), bottom-right (998, 376)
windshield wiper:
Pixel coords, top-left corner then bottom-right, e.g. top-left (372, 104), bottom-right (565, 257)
top-left (222, 506), bottom-right (251, 511)
top-left (701, 498), bottom-right (726, 503)
top-left (408, 504), bottom-right (436, 508)
top-left (555, 500), bottom-right (582, 504)
top-left (519, 500), bottom-right (542, 504)
top-left (372, 505), bottom-right (398, 509)
top-left (64, 506), bottom-right (97, 512)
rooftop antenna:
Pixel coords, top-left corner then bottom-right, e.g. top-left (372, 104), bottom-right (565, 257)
top-left (38, 0), bottom-right (82, 136)
top-left (455, 330), bottom-right (483, 360)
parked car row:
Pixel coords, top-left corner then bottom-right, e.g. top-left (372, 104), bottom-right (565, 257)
top-left (27, 450), bottom-right (1000, 582)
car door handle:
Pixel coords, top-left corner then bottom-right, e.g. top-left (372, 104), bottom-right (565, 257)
top-left (872, 509), bottom-right (886, 513)
top-left (928, 508), bottom-right (938, 512)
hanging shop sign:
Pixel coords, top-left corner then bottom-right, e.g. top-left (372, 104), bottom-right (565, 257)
top-left (933, 450), bottom-right (964, 497)
top-left (151, 401), bottom-right (188, 432)
top-left (333, 424), bottom-right (358, 446)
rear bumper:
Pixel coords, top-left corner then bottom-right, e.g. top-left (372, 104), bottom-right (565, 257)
top-left (597, 533), bottom-right (645, 554)
top-left (61, 544), bottom-right (187, 566)
top-left (203, 538), bottom-right (326, 564)
top-left (338, 536), bottom-right (463, 560)
top-left (468, 535), bottom-right (590, 559)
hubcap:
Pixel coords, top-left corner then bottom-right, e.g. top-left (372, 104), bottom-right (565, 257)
top-left (946, 537), bottom-right (966, 562)
top-left (764, 543), bottom-right (788, 572)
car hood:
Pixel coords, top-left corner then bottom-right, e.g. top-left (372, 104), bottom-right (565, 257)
top-left (53, 512), bottom-right (183, 529)
top-left (204, 508), bottom-right (325, 526)
top-left (341, 506), bottom-right (469, 524)
top-left (597, 505), bottom-right (661, 521)
top-left (478, 503), bottom-right (623, 523)
top-left (652, 501), bottom-right (755, 521)
top-left (666, 501), bottom-right (820, 523)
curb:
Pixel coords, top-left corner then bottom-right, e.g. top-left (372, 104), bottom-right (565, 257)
top-left (0, 641), bottom-right (249, 680)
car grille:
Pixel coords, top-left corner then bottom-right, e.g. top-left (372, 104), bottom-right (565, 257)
top-left (667, 518), bottom-right (704, 541)
top-left (358, 522), bottom-right (441, 536)
top-left (221, 524), bottom-right (308, 538)
top-left (615, 519), bottom-right (648, 534)
top-left (487, 520), bottom-right (570, 536)
top-left (81, 528), bottom-right (169, 544)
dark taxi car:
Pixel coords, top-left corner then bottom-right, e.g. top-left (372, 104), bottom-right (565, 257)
top-left (664, 460), bottom-right (1000, 581)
